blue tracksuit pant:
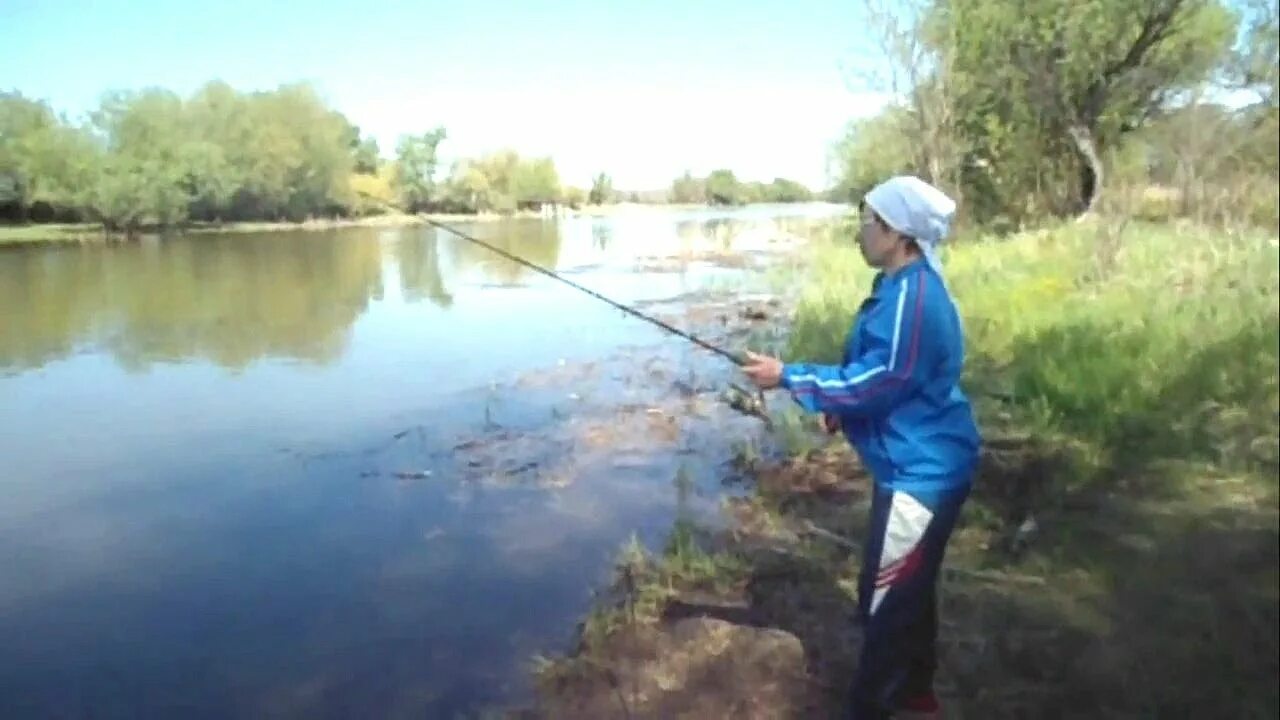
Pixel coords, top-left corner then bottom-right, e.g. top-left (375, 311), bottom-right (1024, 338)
top-left (847, 480), bottom-right (970, 719)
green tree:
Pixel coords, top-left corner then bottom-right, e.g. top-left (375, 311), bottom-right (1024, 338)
top-left (588, 172), bottom-right (613, 204)
top-left (394, 128), bottom-right (446, 212)
top-left (766, 177), bottom-right (813, 202)
top-left (740, 181), bottom-right (766, 204)
top-left (705, 169), bottom-right (741, 205)
top-left (185, 81), bottom-right (358, 221)
top-left (669, 171), bottom-right (704, 203)
top-left (941, 0), bottom-right (1236, 219)
top-left (86, 89), bottom-right (198, 229)
top-left (2, 81), bottom-right (410, 228)
top-left (439, 159), bottom-right (492, 213)
top-left (562, 185), bottom-right (587, 208)
top-left (1229, 0), bottom-right (1279, 109)
top-left (338, 119), bottom-right (380, 174)
top-left (829, 108), bottom-right (917, 203)
top-left (0, 91), bottom-right (96, 221)
top-left (271, 86), bottom-right (359, 219)
top-left (511, 156), bottom-right (560, 207)
top-left (436, 150), bottom-right (562, 213)
top-left (353, 136), bottom-right (381, 175)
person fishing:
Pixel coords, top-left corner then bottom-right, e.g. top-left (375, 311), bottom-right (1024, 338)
top-left (740, 175), bottom-right (982, 720)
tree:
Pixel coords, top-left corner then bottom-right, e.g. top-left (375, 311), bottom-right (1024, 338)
top-left (440, 159), bottom-right (491, 213)
top-left (670, 171), bottom-right (704, 203)
top-left (839, 0), bottom-right (972, 207)
top-left (562, 186), bottom-right (587, 208)
top-left (740, 181), bottom-right (767, 204)
top-left (1229, 0), bottom-right (1278, 109)
top-left (353, 136), bottom-right (380, 175)
top-left (705, 169), bottom-right (741, 205)
top-left (829, 108), bottom-right (918, 203)
top-left (87, 89), bottom-right (200, 229)
top-left (436, 150), bottom-right (562, 213)
top-left (766, 177), bottom-right (813, 202)
top-left (511, 156), bottom-right (560, 208)
top-left (0, 91), bottom-right (96, 221)
top-left (1, 81), bottom-right (425, 228)
top-left (394, 128), bottom-right (446, 212)
top-left (588, 172), bottom-right (613, 204)
top-left (941, 0), bottom-right (1236, 218)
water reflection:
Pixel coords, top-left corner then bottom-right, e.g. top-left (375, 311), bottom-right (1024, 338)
top-left (0, 230), bottom-right (385, 372)
top-left (394, 230), bottom-right (454, 308)
top-left (442, 220), bottom-right (563, 288)
top-left (0, 221), bottom-right (570, 373)
top-left (0, 207), bottom-right (846, 374)
top-left (591, 221), bottom-right (611, 251)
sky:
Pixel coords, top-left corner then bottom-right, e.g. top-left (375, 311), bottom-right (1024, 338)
top-left (0, 0), bottom-right (893, 190)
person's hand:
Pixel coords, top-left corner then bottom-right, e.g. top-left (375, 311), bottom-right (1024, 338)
top-left (822, 413), bottom-right (841, 435)
top-left (741, 351), bottom-right (784, 390)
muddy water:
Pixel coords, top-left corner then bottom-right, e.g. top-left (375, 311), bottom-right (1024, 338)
top-left (0, 203), bottom-right (845, 718)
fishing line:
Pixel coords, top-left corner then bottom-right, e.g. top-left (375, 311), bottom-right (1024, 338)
top-left (422, 217), bottom-right (748, 366)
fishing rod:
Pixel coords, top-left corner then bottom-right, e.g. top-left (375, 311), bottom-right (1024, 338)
top-left (421, 217), bottom-right (749, 367)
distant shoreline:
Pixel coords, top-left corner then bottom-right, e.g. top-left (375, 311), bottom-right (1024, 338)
top-left (0, 210), bottom-right (533, 246)
top-left (0, 202), bottom-right (845, 246)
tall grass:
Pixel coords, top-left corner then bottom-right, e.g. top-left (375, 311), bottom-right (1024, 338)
top-left (774, 219), bottom-right (1279, 717)
top-left (783, 220), bottom-right (1280, 485)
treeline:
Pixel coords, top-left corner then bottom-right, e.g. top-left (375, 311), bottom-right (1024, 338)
top-left (0, 82), bottom-right (817, 232)
top-left (669, 170), bottom-right (814, 205)
top-left (1, 82), bottom-right (366, 229)
top-left (830, 0), bottom-right (1278, 231)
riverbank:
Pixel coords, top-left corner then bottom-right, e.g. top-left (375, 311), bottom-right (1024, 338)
top-left (507, 219), bottom-right (1280, 718)
top-left (0, 212), bottom-right (473, 246)
top-left (0, 202), bottom-right (820, 246)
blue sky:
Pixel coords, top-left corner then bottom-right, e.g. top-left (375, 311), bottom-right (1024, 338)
top-left (0, 0), bottom-right (891, 190)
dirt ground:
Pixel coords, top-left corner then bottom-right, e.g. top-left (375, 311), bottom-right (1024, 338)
top-left (506, 429), bottom-right (1278, 719)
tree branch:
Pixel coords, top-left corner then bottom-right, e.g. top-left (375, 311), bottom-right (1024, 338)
top-left (1081, 0), bottom-right (1188, 123)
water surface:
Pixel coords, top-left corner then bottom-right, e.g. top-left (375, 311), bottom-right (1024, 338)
top-left (0, 204), bottom-right (845, 717)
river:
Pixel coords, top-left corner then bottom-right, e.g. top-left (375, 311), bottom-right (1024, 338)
top-left (0, 203), bottom-right (847, 718)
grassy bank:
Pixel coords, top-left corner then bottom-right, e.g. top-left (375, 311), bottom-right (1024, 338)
top-left (0, 224), bottom-right (113, 245)
top-left (525, 219), bottom-right (1280, 718)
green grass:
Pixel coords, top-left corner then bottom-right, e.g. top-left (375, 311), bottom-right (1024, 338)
top-left (783, 219), bottom-right (1280, 486)
top-left (0, 223), bottom-right (106, 244)
top-left (770, 217), bottom-right (1280, 718)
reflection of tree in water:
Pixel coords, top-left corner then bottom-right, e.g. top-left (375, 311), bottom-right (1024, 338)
top-left (0, 229), bottom-right (386, 372)
top-left (447, 218), bottom-right (563, 286)
top-left (675, 217), bottom-right (744, 251)
top-left (396, 229), bottom-right (454, 308)
top-left (591, 221), bottom-right (612, 252)
top-left (703, 217), bottom-right (740, 250)
top-left (1, 245), bottom-right (101, 369)
top-left (675, 219), bottom-right (703, 250)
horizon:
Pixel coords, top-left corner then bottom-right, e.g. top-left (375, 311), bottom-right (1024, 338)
top-left (0, 0), bottom-right (893, 191)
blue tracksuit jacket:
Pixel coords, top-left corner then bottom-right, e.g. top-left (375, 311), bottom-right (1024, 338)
top-left (780, 257), bottom-right (981, 490)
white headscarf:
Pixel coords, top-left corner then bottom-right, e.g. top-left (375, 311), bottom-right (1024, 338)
top-left (863, 175), bottom-right (957, 276)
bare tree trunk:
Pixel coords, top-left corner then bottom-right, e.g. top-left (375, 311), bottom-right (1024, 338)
top-left (1068, 123), bottom-right (1104, 217)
